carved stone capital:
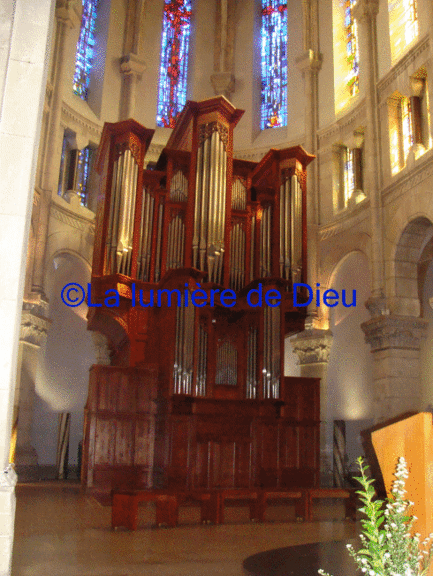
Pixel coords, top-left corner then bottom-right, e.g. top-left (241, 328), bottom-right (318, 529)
top-left (0, 465), bottom-right (18, 490)
top-left (296, 50), bottom-right (323, 73)
top-left (352, 0), bottom-right (379, 23)
top-left (362, 315), bottom-right (428, 352)
top-left (120, 53), bottom-right (146, 77)
top-left (365, 294), bottom-right (389, 317)
top-left (291, 329), bottom-right (333, 365)
top-left (92, 332), bottom-right (111, 365)
top-left (20, 304), bottom-right (51, 347)
top-left (55, 0), bottom-right (82, 29)
top-left (210, 72), bottom-right (235, 99)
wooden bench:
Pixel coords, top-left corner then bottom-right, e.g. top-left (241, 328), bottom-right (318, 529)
top-left (216, 488), bottom-right (261, 524)
top-left (257, 489), bottom-right (307, 522)
top-left (112, 488), bottom-right (223, 529)
top-left (112, 489), bottom-right (180, 529)
top-left (305, 488), bottom-right (357, 521)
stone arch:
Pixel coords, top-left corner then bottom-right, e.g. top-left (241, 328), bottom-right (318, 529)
top-left (390, 216), bottom-right (433, 317)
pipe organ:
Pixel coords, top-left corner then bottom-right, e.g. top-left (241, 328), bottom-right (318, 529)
top-left (83, 98), bottom-right (320, 493)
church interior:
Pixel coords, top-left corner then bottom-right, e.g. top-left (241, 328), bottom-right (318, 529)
top-left (3, 0), bottom-right (433, 574)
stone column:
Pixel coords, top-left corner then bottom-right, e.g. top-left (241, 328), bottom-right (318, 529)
top-left (353, 0), bottom-right (384, 303)
top-left (0, 0), bottom-right (55, 572)
top-left (362, 315), bottom-right (427, 422)
top-left (296, 0), bottom-right (322, 325)
top-left (210, 0), bottom-right (236, 100)
top-left (291, 328), bottom-right (333, 485)
top-left (13, 303), bottom-right (50, 480)
top-left (32, 0), bottom-right (82, 296)
top-left (119, 53), bottom-right (146, 120)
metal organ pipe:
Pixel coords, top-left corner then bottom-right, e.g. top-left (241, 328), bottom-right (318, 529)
top-left (262, 305), bottom-right (280, 399)
top-left (137, 189), bottom-right (155, 282)
top-left (291, 175), bottom-right (302, 284)
top-left (246, 327), bottom-right (258, 399)
top-left (194, 123), bottom-right (228, 283)
top-left (196, 324), bottom-right (207, 397)
top-left (154, 202), bottom-right (164, 282)
top-left (173, 294), bottom-right (195, 395)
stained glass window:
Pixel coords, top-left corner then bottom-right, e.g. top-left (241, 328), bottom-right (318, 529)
top-left (77, 147), bottom-right (93, 207)
top-left (345, 0), bottom-right (359, 97)
top-left (73, 0), bottom-right (99, 100)
top-left (401, 96), bottom-right (413, 161)
top-left (344, 148), bottom-right (355, 204)
top-left (260, 1), bottom-right (288, 130)
top-left (156, 0), bottom-right (192, 128)
top-left (389, 0), bottom-right (418, 64)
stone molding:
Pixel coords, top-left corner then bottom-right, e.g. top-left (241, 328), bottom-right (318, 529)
top-left (362, 315), bottom-right (428, 351)
top-left (318, 200), bottom-right (370, 241)
top-left (61, 102), bottom-right (103, 141)
top-left (51, 201), bottom-right (95, 232)
top-left (0, 465), bottom-right (18, 490)
top-left (377, 34), bottom-right (429, 96)
top-left (20, 310), bottom-right (51, 347)
top-left (291, 329), bottom-right (333, 365)
top-left (120, 53), bottom-right (146, 77)
top-left (381, 149), bottom-right (433, 206)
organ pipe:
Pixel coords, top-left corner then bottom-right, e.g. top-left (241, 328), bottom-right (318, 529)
top-left (196, 324), bottom-right (207, 397)
top-left (262, 306), bottom-right (280, 399)
top-left (170, 170), bottom-right (188, 202)
top-left (194, 122), bottom-right (228, 283)
top-left (246, 326), bottom-right (258, 399)
top-left (173, 294), bottom-right (195, 395)
top-left (291, 174), bottom-right (302, 285)
top-left (105, 148), bottom-right (139, 277)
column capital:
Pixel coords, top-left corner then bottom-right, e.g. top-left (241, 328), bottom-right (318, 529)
top-left (0, 465), bottom-right (18, 491)
top-left (210, 72), bottom-right (235, 100)
top-left (362, 315), bottom-right (427, 352)
top-left (55, 0), bottom-right (82, 29)
top-left (120, 53), bottom-right (146, 77)
top-left (20, 303), bottom-right (51, 348)
top-left (352, 0), bottom-right (379, 23)
top-left (291, 328), bottom-right (333, 365)
top-left (296, 50), bottom-right (323, 73)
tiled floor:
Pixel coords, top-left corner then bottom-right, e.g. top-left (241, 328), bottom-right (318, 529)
top-left (12, 482), bottom-right (358, 576)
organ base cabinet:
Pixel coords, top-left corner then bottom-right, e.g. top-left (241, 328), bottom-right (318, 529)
top-left (83, 97), bottom-right (319, 492)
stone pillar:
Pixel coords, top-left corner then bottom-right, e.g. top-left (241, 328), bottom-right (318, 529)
top-left (13, 302), bottom-right (50, 479)
top-left (353, 0), bottom-right (384, 301)
top-left (296, 1), bottom-right (322, 325)
top-left (210, 0), bottom-right (236, 100)
top-left (32, 0), bottom-right (82, 295)
top-left (291, 328), bottom-right (333, 485)
top-left (0, 0), bottom-right (55, 572)
top-left (119, 53), bottom-right (146, 120)
top-left (362, 315), bottom-right (427, 422)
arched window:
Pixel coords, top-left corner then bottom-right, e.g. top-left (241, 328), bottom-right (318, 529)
top-left (260, 0), bottom-right (288, 130)
top-left (156, 0), bottom-right (192, 128)
top-left (389, 0), bottom-right (418, 65)
top-left (73, 0), bottom-right (99, 100)
top-left (333, 0), bottom-right (359, 114)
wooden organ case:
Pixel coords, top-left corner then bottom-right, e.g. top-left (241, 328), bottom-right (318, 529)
top-left (83, 97), bottom-right (320, 493)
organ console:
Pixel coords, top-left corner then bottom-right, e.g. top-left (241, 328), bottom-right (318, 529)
top-left (82, 97), bottom-right (320, 493)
